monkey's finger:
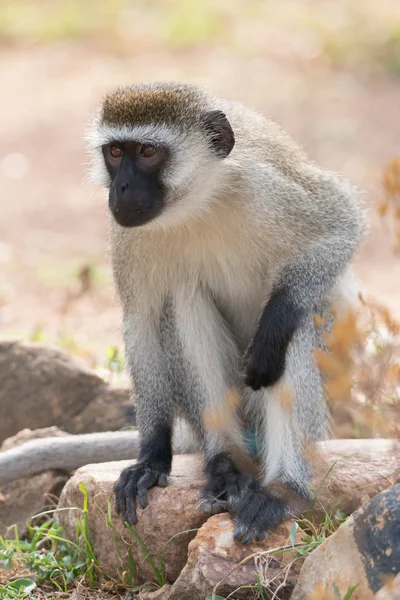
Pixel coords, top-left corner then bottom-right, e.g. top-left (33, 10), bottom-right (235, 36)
top-left (210, 500), bottom-right (228, 515)
top-left (125, 478), bottom-right (139, 524)
top-left (157, 473), bottom-right (168, 487)
top-left (244, 367), bottom-right (259, 390)
top-left (137, 471), bottom-right (159, 509)
top-left (233, 526), bottom-right (251, 544)
top-left (233, 527), bottom-right (244, 542)
top-left (114, 483), bottom-right (127, 520)
top-left (239, 533), bottom-right (252, 545)
top-left (115, 490), bottom-right (122, 516)
top-left (245, 369), bottom-right (261, 391)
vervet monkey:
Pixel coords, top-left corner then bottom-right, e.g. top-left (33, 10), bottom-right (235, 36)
top-left (86, 82), bottom-right (364, 543)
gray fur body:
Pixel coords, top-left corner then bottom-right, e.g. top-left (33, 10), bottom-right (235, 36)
top-left (87, 83), bottom-right (364, 526)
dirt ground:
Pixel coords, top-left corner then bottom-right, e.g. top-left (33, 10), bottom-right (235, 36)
top-left (1, 6), bottom-right (400, 365)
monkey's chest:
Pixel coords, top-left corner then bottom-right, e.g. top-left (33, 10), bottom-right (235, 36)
top-left (196, 252), bottom-right (269, 349)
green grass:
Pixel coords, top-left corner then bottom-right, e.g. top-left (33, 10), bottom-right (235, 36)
top-left (0, 484), bottom-right (101, 597)
top-left (101, 496), bottom-right (199, 592)
top-left (0, 515), bottom-right (93, 595)
top-left (0, 578), bottom-right (37, 600)
top-left (0, 482), bottom-right (197, 597)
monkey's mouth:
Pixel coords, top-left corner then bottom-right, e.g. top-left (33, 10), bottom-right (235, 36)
top-left (109, 187), bottom-right (163, 228)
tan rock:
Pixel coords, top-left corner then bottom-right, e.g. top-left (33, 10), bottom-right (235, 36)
top-left (291, 485), bottom-right (400, 600)
top-left (58, 440), bottom-right (399, 589)
top-left (375, 574), bottom-right (400, 600)
top-left (0, 427), bottom-right (70, 536)
top-left (0, 339), bottom-right (134, 443)
top-left (167, 514), bottom-right (301, 600)
top-left (313, 439), bottom-right (400, 519)
top-left (139, 585), bottom-right (172, 599)
top-left (58, 455), bottom-right (207, 585)
top-left (1, 425), bottom-right (69, 451)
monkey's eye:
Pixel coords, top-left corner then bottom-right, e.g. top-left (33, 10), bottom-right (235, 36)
top-left (109, 145), bottom-right (123, 159)
top-left (138, 144), bottom-right (157, 158)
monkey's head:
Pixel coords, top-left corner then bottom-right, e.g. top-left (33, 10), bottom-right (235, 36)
top-left (87, 83), bottom-right (235, 228)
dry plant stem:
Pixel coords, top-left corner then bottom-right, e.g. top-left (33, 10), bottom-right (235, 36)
top-left (254, 552), bottom-right (299, 600)
top-left (211, 543), bottom-right (300, 600)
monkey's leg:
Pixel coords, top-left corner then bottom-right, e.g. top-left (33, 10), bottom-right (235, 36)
top-left (167, 289), bottom-right (264, 524)
top-left (234, 315), bottom-right (329, 542)
top-left (114, 314), bottom-right (174, 525)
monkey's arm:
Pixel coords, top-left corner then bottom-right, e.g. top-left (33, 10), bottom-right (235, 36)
top-left (246, 171), bottom-right (364, 390)
top-left (113, 312), bottom-right (175, 525)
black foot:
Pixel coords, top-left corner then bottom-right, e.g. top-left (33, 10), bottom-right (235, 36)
top-left (200, 453), bottom-right (287, 543)
top-left (233, 480), bottom-right (286, 544)
top-left (114, 460), bottom-right (169, 525)
top-left (199, 453), bottom-right (253, 517)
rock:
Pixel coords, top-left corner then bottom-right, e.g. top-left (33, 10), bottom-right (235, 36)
top-left (0, 425), bottom-right (69, 451)
top-left (58, 455), bottom-right (208, 585)
top-left (167, 514), bottom-right (301, 600)
top-left (0, 427), bottom-right (71, 536)
top-left (375, 573), bottom-right (400, 599)
top-left (58, 440), bottom-right (399, 588)
top-left (308, 439), bottom-right (400, 520)
top-left (139, 585), bottom-right (172, 599)
top-left (72, 386), bottom-right (135, 435)
top-left (0, 339), bottom-right (134, 443)
top-left (291, 485), bottom-right (400, 600)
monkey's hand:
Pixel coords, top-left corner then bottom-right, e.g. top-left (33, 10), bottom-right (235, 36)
top-left (114, 460), bottom-right (169, 525)
top-left (245, 291), bottom-right (303, 391)
top-left (245, 336), bottom-right (287, 390)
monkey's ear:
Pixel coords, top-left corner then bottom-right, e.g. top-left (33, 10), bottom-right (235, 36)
top-left (200, 110), bottom-right (235, 158)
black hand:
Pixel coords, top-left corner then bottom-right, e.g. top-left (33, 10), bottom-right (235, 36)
top-left (245, 338), bottom-right (288, 390)
top-left (114, 459), bottom-right (169, 525)
top-left (114, 424), bottom-right (172, 525)
top-left (245, 288), bottom-right (305, 391)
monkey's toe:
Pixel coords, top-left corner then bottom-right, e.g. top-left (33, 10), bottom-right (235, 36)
top-left (198, 497), bottom-right (229, 516)
top-left (233, 483), bottom-right (286, 544)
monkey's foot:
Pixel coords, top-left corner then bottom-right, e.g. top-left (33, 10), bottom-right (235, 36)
top-left (233, 480), bottom-right (286, 544)
top-left (114, 460), bottom-right (169, 525)
top-left (200, 452), bottom-right (254, 517)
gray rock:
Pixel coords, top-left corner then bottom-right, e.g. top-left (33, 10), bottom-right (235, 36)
top-left (58, 441), bottom-right (399, 590)
top-left (0, 339), bottom-right (134, 443)
top-left (0, 427), bottom-right (70, 536)
top-left (291, 485), bottom-right (400, 600)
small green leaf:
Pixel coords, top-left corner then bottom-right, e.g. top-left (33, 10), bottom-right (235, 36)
top-left (7, 578), bottom-right (37, 594)
top-left (290, 521), bottom-right (298, 547)
top-left (343, 583), bottom-right (360, 600)
top-left (205, 596), bottom-right (226, 600)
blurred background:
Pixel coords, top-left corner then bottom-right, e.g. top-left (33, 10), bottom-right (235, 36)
top-left (0, 0), bottom-right (400, 373)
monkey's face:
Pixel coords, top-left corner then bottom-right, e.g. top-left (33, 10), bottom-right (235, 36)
top-left (102, 141), bottom-right (170, 227)
top-left (87, 84), bottom-right (235, 229)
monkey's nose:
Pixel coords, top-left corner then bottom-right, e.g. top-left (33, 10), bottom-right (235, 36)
top-left (119, 181), bottom-right (129, 194)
